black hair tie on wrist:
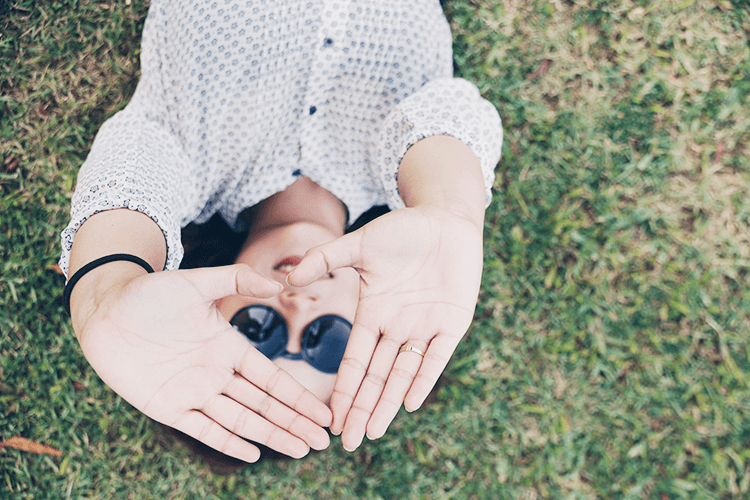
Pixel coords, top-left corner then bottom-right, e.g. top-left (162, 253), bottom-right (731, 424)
top-left (63, 254), bottom-right (155, 316)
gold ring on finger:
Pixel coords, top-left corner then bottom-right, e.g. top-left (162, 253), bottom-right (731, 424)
top-left (398, 343), bottom-right (425, 357)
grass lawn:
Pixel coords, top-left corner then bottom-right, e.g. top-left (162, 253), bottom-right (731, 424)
top-left (2, 0), bottom-right (750, 498)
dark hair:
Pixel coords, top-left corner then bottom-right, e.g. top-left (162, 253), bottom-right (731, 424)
top-left (179, 205), bottom-right (390, 269)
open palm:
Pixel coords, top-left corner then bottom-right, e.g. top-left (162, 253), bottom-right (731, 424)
top-left (288, 206), bottom-right (484, 451)
top-left (76, 264), bottom-right (332, 462)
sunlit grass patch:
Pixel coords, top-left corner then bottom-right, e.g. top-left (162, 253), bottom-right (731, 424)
top-left (2, 0), bottom-right (750, 498)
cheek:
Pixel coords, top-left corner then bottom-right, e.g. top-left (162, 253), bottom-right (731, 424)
top-left (215, 297), bottom-right (233, 321)
top-left (216, 295), bottom-right (259, 322)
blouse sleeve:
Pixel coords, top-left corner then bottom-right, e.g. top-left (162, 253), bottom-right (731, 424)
top-left (377, 77), bottom-right (503, 210)
top-left (58, 8), bottom-right (194, 277)
top-left (57, 108), bottom-right (195, 276)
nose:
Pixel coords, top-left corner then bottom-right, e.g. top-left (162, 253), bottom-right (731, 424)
top-left (277, 286), bottom-right (320, 354)
top-left (277, 286), bottom-right (319, 313)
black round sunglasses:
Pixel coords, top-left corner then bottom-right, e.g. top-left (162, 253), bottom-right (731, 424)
top-left (229, 304), bottom-right (352, 374)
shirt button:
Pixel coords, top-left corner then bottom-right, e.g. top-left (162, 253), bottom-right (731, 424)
top-left (292, 169), bottom-right (302, 177)
top-left (309, 106), bottom-right (317, 115)
top-left (324, 38), bottom-right (334, 46)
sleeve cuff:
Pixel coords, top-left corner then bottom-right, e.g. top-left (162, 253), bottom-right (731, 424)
top-left (378, 77), bottom-right (503, 211)
top-left (58, 195), bottom-right (183, 279)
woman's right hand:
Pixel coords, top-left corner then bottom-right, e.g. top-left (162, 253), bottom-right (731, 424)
top-left (70, 263), bottom-right (332, 462)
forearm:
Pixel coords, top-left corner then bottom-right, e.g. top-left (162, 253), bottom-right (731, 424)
top-left (68, 209), bottom-right (167, 337)
top-left (397, 135), bottom-right (486, 230)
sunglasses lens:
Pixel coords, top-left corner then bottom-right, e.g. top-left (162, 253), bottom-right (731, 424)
top-left (302, 316), bottom-right (352, 373)
top-left (230, 306), bottom-right (286, 357)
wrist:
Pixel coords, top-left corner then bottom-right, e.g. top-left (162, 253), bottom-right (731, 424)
top-left (410, 199), bottom-right (485, 233)
top-left (397, 135), bottom-right (487, 232)
top-left (69, 261), bottom-right (153, 341)
top-left (66, 209), bottom-right (167, 338)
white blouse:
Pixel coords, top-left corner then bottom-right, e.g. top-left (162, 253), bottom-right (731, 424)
top-left (60, 0), bottom-right (503, 274)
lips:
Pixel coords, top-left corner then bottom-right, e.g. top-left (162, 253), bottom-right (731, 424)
top-left (273, 256), bottom-right (302, 273)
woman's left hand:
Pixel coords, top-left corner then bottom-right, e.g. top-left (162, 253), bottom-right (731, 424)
top-left (287, 206), bottom-right (483, 451)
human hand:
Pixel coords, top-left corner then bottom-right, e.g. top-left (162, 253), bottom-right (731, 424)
top-left (287, 206), bottom-right (483, 451)
top-left (72, 264), bottom-right (333, 462)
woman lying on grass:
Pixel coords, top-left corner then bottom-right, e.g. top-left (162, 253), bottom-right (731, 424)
top-left (60, 0), bottom-right (502, 462)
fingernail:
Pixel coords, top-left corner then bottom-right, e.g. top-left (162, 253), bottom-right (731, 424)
top-left (365, 433), bottom-right (376, 441)
top-left (343, 444), bottom-right (357, 452)
top-left (285, 272), bottom-right (294, 286)
top-left (273, 281), bottom-right (284, 292)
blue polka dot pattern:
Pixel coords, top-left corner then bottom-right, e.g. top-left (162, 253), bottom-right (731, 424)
top-left (60, 0), bottom-right (502, 275)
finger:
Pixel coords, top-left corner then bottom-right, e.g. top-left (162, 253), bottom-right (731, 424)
top-left (365, 340), bottom-right (428, 441)
top-left (339, 336), bottom-right (403, 451)
top-left (234, 345), bottom-right (333, 428)
top-left (224, 373), bottom-right (330, 451)
top-left (287, 231), bottom-right (363, 287)
top-left (182, 264), bottom-right (284, 301)
top-left (173, 410), bottom-right (262, 463)
top-left (404, 334), bottom-right (458, 412)
top-left (200, 394), bottom-right (311, 459)
top-left (328, 306), bottom-right (381, 435)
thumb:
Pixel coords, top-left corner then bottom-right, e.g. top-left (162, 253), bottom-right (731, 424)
top-left (287, 231), bottom-right (364, 287)
top-left (179, 264), bottom-right (283, 301)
